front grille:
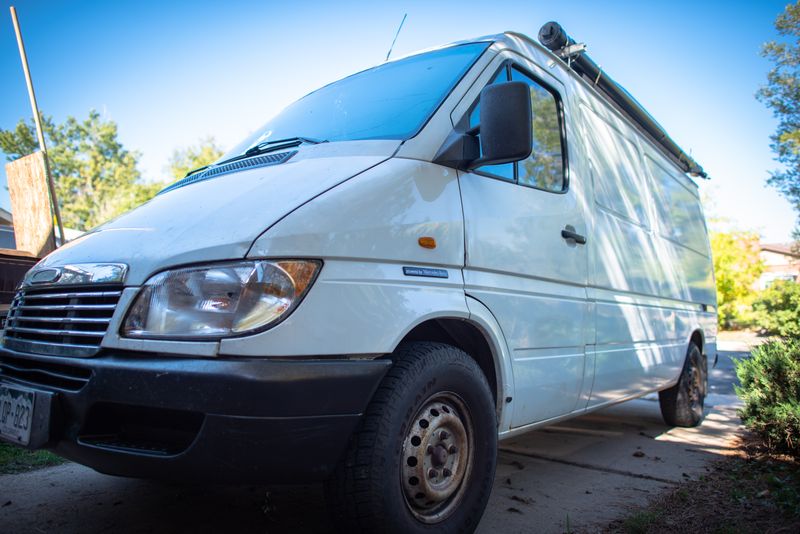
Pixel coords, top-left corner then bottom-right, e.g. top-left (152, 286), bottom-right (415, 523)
top-left (3, 285), bottom-right (122, 357)
top-left (0, 355), bottom-right (92, 391)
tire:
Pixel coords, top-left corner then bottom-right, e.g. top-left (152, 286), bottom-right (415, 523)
top-left (659, 343), bottom-right (707, 427)
top-left (325, 342), bottom-right (497, 534)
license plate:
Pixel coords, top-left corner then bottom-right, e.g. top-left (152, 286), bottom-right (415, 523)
top-left (0, 384), bottom-right (35, 446)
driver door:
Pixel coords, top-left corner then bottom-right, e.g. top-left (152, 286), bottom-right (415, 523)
top-left (458, 63), bottom-right (590, 427)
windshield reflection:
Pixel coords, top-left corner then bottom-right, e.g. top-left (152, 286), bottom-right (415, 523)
top-left (218, 42), bottom-right (490, 162)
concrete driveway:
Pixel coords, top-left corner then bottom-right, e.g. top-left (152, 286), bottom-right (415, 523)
top-left (0, 342), bottom-right (747, 534)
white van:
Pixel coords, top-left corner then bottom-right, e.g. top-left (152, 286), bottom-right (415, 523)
top-left (1, 22), bottom-right (716, 533)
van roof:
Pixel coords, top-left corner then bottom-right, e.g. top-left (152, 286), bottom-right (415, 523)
top-left (459, 31), bottom-right (705, 183)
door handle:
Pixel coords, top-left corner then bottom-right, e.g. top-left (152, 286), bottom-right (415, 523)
top-left (561, 227), bottom-right (587, 245)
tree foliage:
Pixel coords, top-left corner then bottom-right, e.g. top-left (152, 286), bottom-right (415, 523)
top-left (753, 279), bottom-right (800, 337)
top-left (0, 111), bottom-right (163, 231)
top-left (710, 230), bottom-right (764, 328)
top-left (168, 137), bottom-right (224, 181)
top-left (758, 1), bottom-right (800, 233)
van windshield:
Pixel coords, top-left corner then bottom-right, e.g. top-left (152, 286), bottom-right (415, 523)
top-left (218, 42), bottom-right (490, 161)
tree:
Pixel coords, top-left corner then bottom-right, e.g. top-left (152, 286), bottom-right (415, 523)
top-left (758, 1), bottom-right (800, 234)
top-left (710, 230), bottom-right (764, 328)
top-left (0, 111), bottom-right (163, 231)
top-left (168, 137), bottom-right (224, 180)
top-left (752, 279), bottom-right (800, 337)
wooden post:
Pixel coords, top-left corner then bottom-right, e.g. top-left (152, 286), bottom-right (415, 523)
top-left (5, 152), bottom-right (55, 257)
top-left (9, 5), bottom-right (65, 246)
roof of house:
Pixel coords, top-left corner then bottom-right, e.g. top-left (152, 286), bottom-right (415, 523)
top-left (761, 242), bottom-right (800, 257)
top-left (0, 207), bottom-right (12, 226)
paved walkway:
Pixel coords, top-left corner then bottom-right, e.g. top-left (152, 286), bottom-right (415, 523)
top-left (0, 342), bottom-right (748, 534)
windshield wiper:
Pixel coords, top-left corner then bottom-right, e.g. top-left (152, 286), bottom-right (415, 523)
top-left (207, 136), bottom-right (327, 169)
top-left (183, 165), bottom-right (210, 178)
top-left (244, 136), bottom-right (327, 157)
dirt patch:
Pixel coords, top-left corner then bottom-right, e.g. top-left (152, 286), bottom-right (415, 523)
top-left (605, 436), bottom-right (800, 534)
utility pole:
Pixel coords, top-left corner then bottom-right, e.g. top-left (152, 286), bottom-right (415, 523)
top-left (9, 5), bottom-right (66, 247)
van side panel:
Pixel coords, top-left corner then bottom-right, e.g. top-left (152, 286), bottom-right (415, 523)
top-left (577, 98), bottom-right (686, 404)
top-left (570, 75), bottom-right (717, 405)
top-left (482, 36), bottom-right (716, 412)
top-left (643, 148), bottom-right (717, 365)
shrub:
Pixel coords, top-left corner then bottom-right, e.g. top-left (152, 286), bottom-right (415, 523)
top-left (752, 280), bottom-right (800, 337)
top-left (735, 339), bottom-right (800, 456)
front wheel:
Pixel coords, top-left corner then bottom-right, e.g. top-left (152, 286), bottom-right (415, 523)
top-left (325, 342), bottom-right (497, 533)
top-left (659, 343), bottom-right (707, 427)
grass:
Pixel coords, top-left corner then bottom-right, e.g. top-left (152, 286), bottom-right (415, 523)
top-left (0, 442), bottom-right (66, 474)
top-left (620, 511), bottom-right (663, 534)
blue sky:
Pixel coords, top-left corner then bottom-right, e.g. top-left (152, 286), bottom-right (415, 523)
top-left (0, 0), bottom-right (795, 242)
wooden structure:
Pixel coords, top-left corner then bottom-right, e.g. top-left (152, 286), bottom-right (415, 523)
top-left (5, 151), bottom-right (55, 256)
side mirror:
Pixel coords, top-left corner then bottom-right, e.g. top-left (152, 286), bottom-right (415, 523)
top-left (472, 81), bottom-right (532, 168)
top-left (432, 81), bottom-right (532, 170)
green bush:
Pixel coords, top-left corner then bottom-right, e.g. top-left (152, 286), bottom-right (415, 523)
top-left (752, 280), bottom-right (800, 337)
top-left (735, 339), bottom-right (800, 456)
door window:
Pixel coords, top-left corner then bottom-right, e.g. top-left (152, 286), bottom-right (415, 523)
top-left (511, 68), bottom-right (565, 192)
top-left (467, 64), bottom-right (567, 192)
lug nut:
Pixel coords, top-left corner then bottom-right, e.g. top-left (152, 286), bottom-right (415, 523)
top-left (440, 431), bottom-right (449, 440)
top-left (449, 445), bottom-right (457, 454)
top-left (428, 469), bottom-right (438, 479)
top-left (443, 468), bottom-right (452, 477)
top-left (426, 446), bottom-right (434, 455)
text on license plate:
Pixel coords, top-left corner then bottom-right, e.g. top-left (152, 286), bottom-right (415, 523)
top-left (0, 385), bottom-right (34, 446)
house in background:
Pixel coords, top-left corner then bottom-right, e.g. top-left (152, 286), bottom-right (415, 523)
top-left (758, 242), bottom-right (800, 289)
top-left (0, 207), bottom-right (84, 252)
top-left (0, 207), bottom-right (17, 249)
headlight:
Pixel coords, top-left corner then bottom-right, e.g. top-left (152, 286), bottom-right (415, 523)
top-left (122, 260), bottom-right (320, 339)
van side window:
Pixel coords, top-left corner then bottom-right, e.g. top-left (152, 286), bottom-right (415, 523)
top-left (582, 104), bottom-right (650, 227)
top-left (511, 68), bottom-right (565, 192)
top-left (469, 70), bottom-right (515, 181)
top-left (646, 157), bottom-right (710, 255)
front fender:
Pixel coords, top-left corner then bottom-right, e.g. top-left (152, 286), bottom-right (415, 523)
top-left (464, 295), bottom-right (516, 433)
top-left (218, 260), bottom-right (469, 357)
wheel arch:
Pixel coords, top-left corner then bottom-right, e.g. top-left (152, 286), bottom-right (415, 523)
top-left (392, 309), bottom-right (514, 431)
top-left (690, 329), bottom-right (704, 353)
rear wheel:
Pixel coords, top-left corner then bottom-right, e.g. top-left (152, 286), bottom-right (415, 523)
top-left (325, 342), bottom-right (497, 533)
top-left (659, 343), bottom-right (706, 427)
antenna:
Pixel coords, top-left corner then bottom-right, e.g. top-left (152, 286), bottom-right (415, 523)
top-left (385, 13), bottom-right (407, 62)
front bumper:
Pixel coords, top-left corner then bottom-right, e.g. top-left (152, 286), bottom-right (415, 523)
top-left (0, 348), bottom-right (391, 483)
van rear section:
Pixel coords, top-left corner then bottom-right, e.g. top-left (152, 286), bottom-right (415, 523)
top-left (0, 23), bottom-right (715, 533)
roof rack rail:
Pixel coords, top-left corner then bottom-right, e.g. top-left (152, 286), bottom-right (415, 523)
top-left (537, 21), bottom-right (707, 179)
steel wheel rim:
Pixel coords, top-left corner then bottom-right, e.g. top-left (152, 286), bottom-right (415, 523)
top-left (400, 391), bottom-right (474, 524)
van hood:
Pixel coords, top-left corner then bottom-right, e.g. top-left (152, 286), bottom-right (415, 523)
top-left (37, 141), bottom-right (399, 286)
